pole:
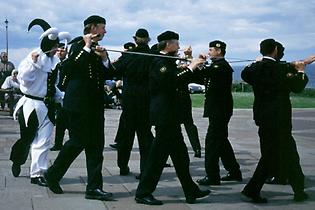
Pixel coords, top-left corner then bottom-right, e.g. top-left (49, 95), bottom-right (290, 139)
top-left (5, 19), bottom-right (8, 57)
top-left (106, 48), bottom-right (188, 61)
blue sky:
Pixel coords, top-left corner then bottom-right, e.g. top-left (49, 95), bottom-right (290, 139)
top-left (0, 0), bottom-right (315, 66)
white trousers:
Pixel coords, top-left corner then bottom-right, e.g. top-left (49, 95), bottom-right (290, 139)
top-left (30, 115), bottom-right (53, 178)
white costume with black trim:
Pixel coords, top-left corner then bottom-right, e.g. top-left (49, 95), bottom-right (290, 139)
top-left (10, 18), bottom-right (71, 181)
top-left (14, 48), bottom-right (61, 178)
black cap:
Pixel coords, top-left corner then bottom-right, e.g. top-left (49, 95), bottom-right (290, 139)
top-left (209, 40), bottom-right (226, 50)
top-left (135, 28), bottom-right (149, 38)
top-left (260, 38), bottom-right (277, 56)
top-left (84, 15), bottom-right (106, 26)
top-left (123, 42), bottom-right (136, 50)
top-left (157, 31), bottom-right (179, 42)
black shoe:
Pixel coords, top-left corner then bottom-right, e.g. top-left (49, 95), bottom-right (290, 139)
top-left (221, 172), bottom-right (242, 182)
top-left (109, 143), bottom-right (118, 149)
top-left (12, 163), bottom-right (21, 177)
top-left (31, 177), bottom-right (47, 187)
top-left (44, 172), bottom-right (63, 194)
top-left (85, 188), bottom-right (113, 201)
top-left (120, 166), bottom-right (130, 176)
top-left (194, 150), bottom-right (201, 158)
top-left (241, 190), bottom-right (267, 203)
top-left (135, 195), bottom-right (163, 205)
top-left (294, 191), bottom-right (309, 202)
top-left (186, 189), bottom-right (211, 204)
top-left (50, 145), bottom-right (62, 151)
top-left (197, 176), bottom-right (220, 186)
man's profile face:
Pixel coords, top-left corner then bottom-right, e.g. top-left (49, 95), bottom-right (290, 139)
top-left (92, 23), bottom-right (106, 41)
top-left (166, 40), bottom-right (179, 55)
top-left (208, 47), bottom-right (220, 58)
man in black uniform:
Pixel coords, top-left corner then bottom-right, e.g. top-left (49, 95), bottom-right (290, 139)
top-left (196, 40), bottom-right (242, 186)
top-left (135, 31), bottom-right (210, 205)
top-left (177, 47), bottom-right (202, 158)
top-left (112, 28), bottom-right (153, 177)
top-left (265, 42), bottom-right (315, 186)
top-left (50, 43), bottom-right (69, 151)
top-left (109, 42), bottom-right (136, 149)
top-left (44, 15), bottom-right (113, 201)
top-left (177, 76), bottom-right (202, 158)
top-left (241, 38), bottom-right (309, 203)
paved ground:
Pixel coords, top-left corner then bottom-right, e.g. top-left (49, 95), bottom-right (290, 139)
top-left (0, 108), bottom-right (314, 210)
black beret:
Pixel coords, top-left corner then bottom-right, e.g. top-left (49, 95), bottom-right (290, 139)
top-left (123, 42), bottom-right (136, 50)
top-left (157, 31), bottom-right (179, 42)
top-left (260, 38), bottom-right (276, 56)
top-left (209, 40), bottom-right (226, 50)
top-left (84, 15), bottom-right (106, 26)
top-left (135, 28), bottom-right (149, 38)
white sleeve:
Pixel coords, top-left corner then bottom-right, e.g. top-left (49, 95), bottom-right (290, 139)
top-left (17, 55), bottom-right (41, 87)
top-left (11, 80), bottom-right (20, 89)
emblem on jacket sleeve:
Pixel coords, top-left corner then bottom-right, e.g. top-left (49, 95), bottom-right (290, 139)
top-left (286, 72), bottom-right (293, 78)
top-left (160, 66), bottom-right (167, 73)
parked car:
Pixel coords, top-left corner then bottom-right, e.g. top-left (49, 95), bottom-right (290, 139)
top-left (188, 83), bottom-right (205, 94)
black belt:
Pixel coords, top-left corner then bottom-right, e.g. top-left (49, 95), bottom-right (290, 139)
top-left (24, 94), bottom-right (44, 101)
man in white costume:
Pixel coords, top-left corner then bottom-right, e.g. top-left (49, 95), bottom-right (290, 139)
top-left (9, 18), bottom-right (70, 187)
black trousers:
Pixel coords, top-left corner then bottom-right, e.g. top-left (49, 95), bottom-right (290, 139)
top-left (183, 122), bottom-right (201, 152)
top-left (180, 95), bottom-right (201, 153)
top-left (0, 92), bottom-right (5, 109)
top-left (204, 117), bottom-right (240, 181)
top-left (136, 125), bottom-right (200, 199)
top-left (243, 126), bottom-right (305, 195)
top-left (10, 108), bottom-right (38, 165)
top-left (113, 111), bottom-right (125, 143)
top-left (54, 106), bottom-right (69, 147)
top-left (117, 109), bottom-right (153, 173)
top-left (47, 109), bottom-right (105, 190)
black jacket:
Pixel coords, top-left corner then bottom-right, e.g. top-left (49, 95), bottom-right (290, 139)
top-left (112, 44), bottom-right (151, 98)
top-left (149, 55), bottom-right (193, 126)
top-left (112, 44), bottom-right (152, 119)
top-left (195, 58), bottom-right (233, 119)
top-left (63, 42), bottom-right (113, 113)
top-left (241, 58), bottom-right (308, 127)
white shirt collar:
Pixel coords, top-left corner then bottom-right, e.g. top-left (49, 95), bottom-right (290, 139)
top-left (263, 56), bottom-right (276, 61)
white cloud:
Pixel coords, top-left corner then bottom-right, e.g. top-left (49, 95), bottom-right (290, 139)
top-left (0, 47), bottom-right (32, 67)
top-left (0, 0), bottom-right (315, 63)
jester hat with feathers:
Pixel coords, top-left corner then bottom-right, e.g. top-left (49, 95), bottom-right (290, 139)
top-left (28, 18), bottom-right (71, 55)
